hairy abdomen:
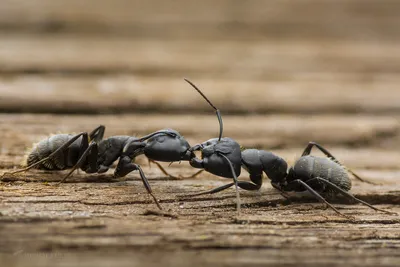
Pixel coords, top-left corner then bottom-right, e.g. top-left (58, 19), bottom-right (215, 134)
top-left (294, 156), bottom-right (352, 192)
top-left (26, 134), bottom-right (76, 170)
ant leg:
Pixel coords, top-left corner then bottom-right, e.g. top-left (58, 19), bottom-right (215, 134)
top-left (244, 171), bottom-right (263, 191)
top-left (183, 182), bottom-right (235, 197)
top-left (181, 170), bottom-right (204, 179)
top-left (149, 159), bottom-right (204, 179)
top-left (89, 125), bottom-right (105, 142)
top-left (271, 183), bottom-right (291, 199)
top-left (219, 153), bottom-right (241, 214)
top-left (287, 179), bottom-right (351, 218)
top-left (183, 180), bottom-right (261, 198)
top-left (135, 164), bottom-right (162, 210)
top-left (301, 141), bottom-right (375, 184)
top-left (236, 181), bottom-right (261, 191)
top-left (1, 132), bottom-right (89, 179)
top-left (57, 142), bottom-right (98, 184)
top-left (189, 153), bottom-right (242, 213)
top-left (148, 159), bottom-right (181, 179)
top-left (306, 177), bottom-right (397, 215)
top-left (115, 156), bottom-right (162, 210)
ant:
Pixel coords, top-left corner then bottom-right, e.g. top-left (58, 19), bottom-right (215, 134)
top-left (0, 79), bottom-right (226, 210)
top-left (182, 80), bottom-right (396, 217)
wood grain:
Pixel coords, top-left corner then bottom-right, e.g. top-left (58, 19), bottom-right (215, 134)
top-left (0, 113), bottom-right (399, 267)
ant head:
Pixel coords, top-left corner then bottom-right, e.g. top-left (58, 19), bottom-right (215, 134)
top-left (199, 138), bottom-right (220, 156)
top-left (189, 138), bottom-right (241, 169)
top-left (144, 129), bottom-right (195, 162)
top-left (158, 129), bottom-right (194, 161)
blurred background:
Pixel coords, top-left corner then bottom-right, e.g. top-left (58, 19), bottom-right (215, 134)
top-left (0, 0), bottom-right (400, 168)
top-left (0, 0), bottom-right (399, 114)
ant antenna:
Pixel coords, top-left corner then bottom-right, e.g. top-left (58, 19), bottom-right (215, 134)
top-left (184, 78), bottom-right (223, 141)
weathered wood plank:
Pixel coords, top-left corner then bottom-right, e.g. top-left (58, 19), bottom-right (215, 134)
top-left (0, 174), bottom-right (399, 266)
top-left (1, 36), bottom-right (399, 74)
top-left (0, 0), bottom-right (399, 41)
top-left (1, 249), bottom-right (400, 267)
top-left (1, 74), bottom-right (400, 114)
top-left (0, 113), bottom-right (399, 266)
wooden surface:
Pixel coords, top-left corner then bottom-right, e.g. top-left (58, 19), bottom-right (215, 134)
top-left (1, 114), bottom-right (400, 267)
top-left (1, 1), bottom-right (400, 266)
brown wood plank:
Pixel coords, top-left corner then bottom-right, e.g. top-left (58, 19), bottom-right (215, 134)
top-left (1, 36), bottom-right (399, 74)
top-left (0, 113), bottom-right (399, 266)
top-left (0, 171), bottom-right (399, 266)
top-left (0, 0), bottom-right (399, 40)
top-left (1, 74), bottom-right (400, 114)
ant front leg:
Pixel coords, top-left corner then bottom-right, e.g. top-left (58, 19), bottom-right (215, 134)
top-left (241, 166), bottom-right (263, 191)
top-left (302, 142), bottom-right (375, 184)
top-left (187, 154), bottom-right (242, 213)
top-left (115, 156), bottom-right (162, 210)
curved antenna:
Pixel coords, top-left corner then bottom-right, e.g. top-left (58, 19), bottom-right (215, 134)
top-left (184, 78), bottom-right (223, 141)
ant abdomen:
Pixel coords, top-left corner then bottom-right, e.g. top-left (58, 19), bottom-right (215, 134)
top-left (293, 155), bottom-right (352, 192)
top-left (26, 134), bottom-right (79, 170)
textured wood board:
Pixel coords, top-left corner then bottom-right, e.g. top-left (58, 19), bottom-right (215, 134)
top-left (1, 36), bottom-right (399, 74)
top-left (0, 172), bottom-right (399, 266)
top-left (0, 113), bottom-right (399, 267)
top-left (0, 0), bottom-right (399, 41)
top-left (1, 34), bottom-right (399, 114)
top-left (1, 74), bottom-right (400, 114)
